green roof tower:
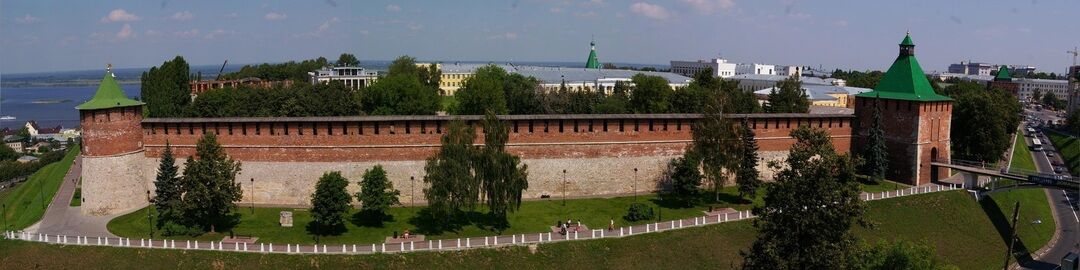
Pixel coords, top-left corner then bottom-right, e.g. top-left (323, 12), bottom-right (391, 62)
top-left (855, 33), bottom-right (950, 101)
top-left (585, 40), bottom-right (601, 69)
top-left (993, 65), bottom-right (1012, 81)
top-left (76, 65), bottom-right (145, 110)
top-left (853, 33), bottom-right (954, 187)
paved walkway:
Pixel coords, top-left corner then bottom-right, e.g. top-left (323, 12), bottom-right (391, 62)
top-left (24, 156), bottom-right (117, 238)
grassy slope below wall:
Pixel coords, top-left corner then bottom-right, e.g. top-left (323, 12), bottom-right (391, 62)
top-left (55, 191), bottom-right (1008, 269)
top-left (993, 133), bottom-right (1056, 254)
top-left (1046, 132), bottom-right (1079, 176)
top-left (0, 145), bottom-right (80, 230)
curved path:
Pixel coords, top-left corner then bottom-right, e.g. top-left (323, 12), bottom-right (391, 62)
top-left (24, 156), bottom-right (117, 238)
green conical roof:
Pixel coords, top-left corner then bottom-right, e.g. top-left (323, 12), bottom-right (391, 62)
top-left (994, 65), bottom-right (1012, 81)
top-left (585, 41), bottom-right (601, 69)
top-left (856, 34), bottom-right (951, 102)
top-left (76, 70), bottom-right (145, 110)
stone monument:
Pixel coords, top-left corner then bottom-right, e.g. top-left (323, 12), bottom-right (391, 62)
top-left (279, 211), bottom-right (293, 227)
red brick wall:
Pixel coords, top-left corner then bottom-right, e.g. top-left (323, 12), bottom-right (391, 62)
top-left (138, 115), bottom-right (854, 162)
top-left (80, 106), bottom-right (144, 156)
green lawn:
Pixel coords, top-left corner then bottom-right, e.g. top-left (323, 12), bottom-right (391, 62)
top-left (0, 145), bottom-right (79, 230)
top-left (109, 186), bottom-right (763, 244)
top-left (11, 191), bottom-right (1010, 269)
top-left (69, 186), bottom-right (81, 207)
top-left (1011, 134), bottom-right (1037, 171)
top-left (1046, 131), bottom-right (1079, 176)
top-left (858, 179), bottom-right (911, 193)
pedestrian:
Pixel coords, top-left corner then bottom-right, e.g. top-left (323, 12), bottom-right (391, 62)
top-left (608, 219), bottom-right (614, 231)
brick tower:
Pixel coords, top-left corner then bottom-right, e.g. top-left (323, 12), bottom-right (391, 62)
top-left (854, 34), bottom-right (953, 186)
top-left (76, 65), bottom-right (145, 156)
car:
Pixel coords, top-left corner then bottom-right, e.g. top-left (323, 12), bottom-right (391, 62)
top-left (1047, 152), bottom-right (1055, 157)
top-left (1054, 166), bottom-right (1065, 174)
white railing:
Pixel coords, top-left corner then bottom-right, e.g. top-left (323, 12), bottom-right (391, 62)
top-left (3, 183), bottom-right (960, 254)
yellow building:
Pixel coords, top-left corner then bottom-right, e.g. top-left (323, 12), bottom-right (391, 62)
top-left (417, 62), bottom-right (473, 96)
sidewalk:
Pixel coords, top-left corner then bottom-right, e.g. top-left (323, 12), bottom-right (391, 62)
top-left (24, 156), bottom-right (117, 238)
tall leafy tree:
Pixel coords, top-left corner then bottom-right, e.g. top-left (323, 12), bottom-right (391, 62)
top-left (141, 56), bottom-right (191, 117)
top-left (742, 126), bottom-right (867, 269)
top-left (504, 74), bottom-right (544, 114)
top-left (180, 133), bottom-right (243, 232)
top-left (628, 74), bottom-right (672, 113)
top-left (336, 53), bottom-right (360, 67)
top-left (944, 82), bottom-right (1021, 162)
top-left (735, 119), bottom-right (762, 199)
top-left (356, 165), bottom-right (400, 220)
top-left (153, 142), bottom-right (184, 232)
top-left (855, 240), bottom-right (957, 270)
top-left (423, 120), bottom-right (481, 224)
top-left (454, 65), bottom-right (510, 115)
top-left (360, 75), bottom-right (439, 115)
top-left (310, 171), bottom-right (352, 235)
top-left (476, 112), bottom-right (529, 225)
top-left (0, 144), bottom-right (17, 161)
top-left (1066, 109), bottom-right (1080, 135)
top-left (668, 149), bottom-right (702, 206)
top-left (692, 93), bottom-right (739, 201)
top-left (765, 77), bottom-right (810, 113)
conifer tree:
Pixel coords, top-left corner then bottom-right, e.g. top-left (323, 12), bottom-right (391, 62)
top-left (765, 77), bottom-right (810, 113)
top-left (356, 165), bottom-right (400, 221)
top-left (180, 133), bottom-right (243, 232)
top-left (736, 119), bottom-right (762, 199)
top-left (862, 100), bottom-right (888, 183)
top-left (153, 142), bottom-right (184, 232)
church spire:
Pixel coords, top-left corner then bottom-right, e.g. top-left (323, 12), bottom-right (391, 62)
top-left (585, 38), bottom-right (601, 69)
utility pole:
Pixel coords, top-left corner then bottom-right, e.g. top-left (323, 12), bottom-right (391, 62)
top-left (410, 176), bottom-right (415, 206)
top-left (633, 168), bottom-right (639, 201)
top-left (1002, 201), bottom-right (1021, 270)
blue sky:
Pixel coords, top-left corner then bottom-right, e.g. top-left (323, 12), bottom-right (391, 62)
top-left (1, 0), bottom-right (1078, 74)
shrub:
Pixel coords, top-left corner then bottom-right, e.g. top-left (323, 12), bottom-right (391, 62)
top-left (624, 203), bottom-right (655, 222)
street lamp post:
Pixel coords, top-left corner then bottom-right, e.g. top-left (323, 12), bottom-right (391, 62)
top-left (633, 168), bottom-right (638, 201)
top-left (250, 178), bottom-right (255, 215)
top-left (146, 190), bottom-right (153, 237)
top-left (410, 176), bottom-right (415, 206)
top-left (562, 169), bottom-right (567, 206)
top-left (2, 203), bottom-right (7, 231)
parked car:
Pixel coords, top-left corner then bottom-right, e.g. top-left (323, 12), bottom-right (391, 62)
top-left (1047, 152), bottom-right (1055, 157)
top-left (1054, 166), bottom-right (1064, 174)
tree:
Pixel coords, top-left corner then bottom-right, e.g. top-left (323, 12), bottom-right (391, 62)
top-left (180, 133), bottom-right (243, 232)
top-left (1031, 89), bottom-right (1042, 103)
top-left (667, 150), bottom-right (702, 206)
top-left (0, 144), bottom-right (17, 161)
top-left (504, 74), bottom-right (544, 114)
top-left (1042, 93), bottom-right (1066, 110)
top-left (945, 82), bottom-right (1021, 162)
top-left (742, 126), bottom-right (867, 269)
top-left (310, 171), bottom-right (352, 236)
top-left (360, 75), bottom-right (439, 115)
top-left (141, 56), bottom-right (191, 117)
top-left (861, 99), bottom-right (888, 183)
top-left (1066, 109), bottom-right (1080, 135)
top-left (766, 77), bottom-right (810, 113)
top-left (454, 65), bottom-right (509, 115)
top-left (735, 119), bottom-right (762, 199)
top-left (476, 112), bottom-right (529, 226)
top-left (628, 74), bottom-right (672, 113)
top-left (336, 53), bottom-right (360, 67)
top-left (423, 120), bottom-right (480, 225)
top-left (153, 142), bottom-right (186, 234)
top-left (692, 93), bottom-right (740, 201)
top-left (356, 165), bottom-right (400, 221)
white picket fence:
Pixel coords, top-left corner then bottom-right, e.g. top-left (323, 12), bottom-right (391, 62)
top-left (2, 183), bottom-right (962, 255)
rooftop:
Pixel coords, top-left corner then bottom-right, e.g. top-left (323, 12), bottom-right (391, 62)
top-left (436, 63), bottom-right (691, 85)
top-left (856, 34), bottom-right (951, 102)
top-left (75, 68), bottom-right (145, 110)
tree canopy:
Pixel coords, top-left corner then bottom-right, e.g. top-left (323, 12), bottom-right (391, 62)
top-left (765, 77), bottom-right (810, 113)
top-left (628, 74), bottom-right (672, 113)
top-left (179, 133), bottom-right (243, 232)
top-left (454, 65), bottom-right (510, 115)
top-left (943, 82), bottom-right (1021, 162)
top-left (336, 53), bottom-right (360, 67)
top-left (356, 165), bottom-right (401, 221)
top-left (141, 56), bottom-right (191, 117)
top-left (310, 171), bottom-right (352, 235)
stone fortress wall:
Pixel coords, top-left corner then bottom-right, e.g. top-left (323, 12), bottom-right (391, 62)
top-left (82, 113), bottom-right (854, 215)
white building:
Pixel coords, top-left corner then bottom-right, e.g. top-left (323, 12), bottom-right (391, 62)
top-left (774, 65), bottom-right (803, 77)
top-left (729, 74), bottom-right (845, 92)
top-left (736, 63), bottom-right (776, 76)
top-left (1015, 78), bottom-right (1071, 102)
top-left (308, 66), bottom-right (380, 90)
top-left (670, 58), bottom-right (737, 78)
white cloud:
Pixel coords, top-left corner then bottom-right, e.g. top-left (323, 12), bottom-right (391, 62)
top-left (174, 29), bottom-right (200, 38)
top-left (116, 24), bottom-right (134, 40)
top-left (488, 32), bottom-right (519, 40)
top-left (386, 5), bottom-right (401, 12)
top-left (575, 11), bottom-right (599, 19)
top-left (297, 17), bottom-right (340, 38)
top-left (550, 7), bottom-right (563, 13)
top-left (101, 9), bottom-right (140, 23)
top-left (630, 2), bottom-right (671, 20)
top-left (15, 14), bottom-right (40, 24)
top-left (204, 29), bottom-right (234, 39)
top-left (170, 11), bottom-right (194, 21)
top-left (264, 12), bottom-right (287, 20)
top-left (224, 12), bottom-right (239, 19)
top-left (407, 23), bottom-right (423, 31)
top-left (680, 0), bottom-right (734, 14)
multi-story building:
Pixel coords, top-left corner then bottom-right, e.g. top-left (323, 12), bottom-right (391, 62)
top-left (418, 62), bottom-right (473, 96)
top-left (1067, 65), bottom-right (1080, 112)
top-left (1015, 78), bottom-right (1071, 102)
top-left (774, 65), bottom-right (803, 77)
top-left (736, 63), bottom-right (776, 76)
top-left (947, 61), bottom-right (994, 76)
top-left (308, 66), bottom-right (379, 90)
top-left (669, 58), bottom-right (737, 78)
top-left (753, 84), bottom-right (871, 108)
top-left (729, 74), bottom-right (845, 92)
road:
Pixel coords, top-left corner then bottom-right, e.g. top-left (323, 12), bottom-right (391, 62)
top-left (1019, 114), bottom-right (1079, 269)
top-left (23, 156), bottom-right (117, 238)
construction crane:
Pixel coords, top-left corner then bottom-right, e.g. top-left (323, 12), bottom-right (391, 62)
top-left (215, 59), bottom-right (228, 80)
top-left (1069, 47), bottom-right (1078, 66)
